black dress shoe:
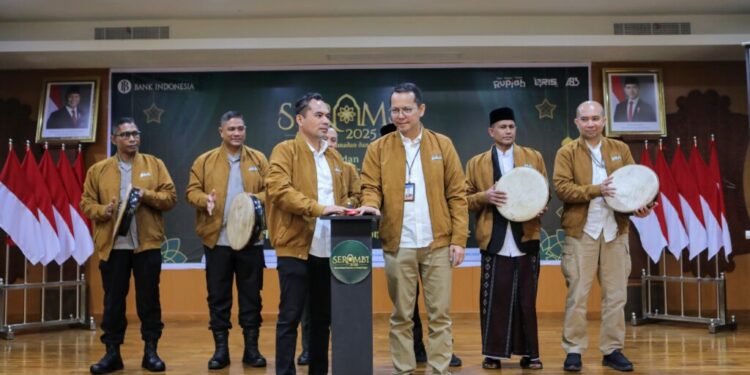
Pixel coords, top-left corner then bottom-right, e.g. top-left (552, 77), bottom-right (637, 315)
top-left (563, 353), bottom-right (582, 372)
top-left (297, 350), bottom-right (310, 366)
top-left (141, 341), bottom-right (166, 372)
top-left (90, 344), bottom-right (124, 374)
top-left (602, 350), bottom-right (634, 372)
top-left (449, 353), bottom-right (462, 367)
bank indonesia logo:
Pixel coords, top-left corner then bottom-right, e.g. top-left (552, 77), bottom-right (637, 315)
top-left (117, 79), bottom-right (132, 94)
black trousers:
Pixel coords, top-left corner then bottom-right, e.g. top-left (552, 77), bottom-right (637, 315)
top-left (275, 255), bottom-right (331, 375)
top-left (99, 249), bottom-right (163, 345)
top-left (204, 244), bottom-right (265, 332)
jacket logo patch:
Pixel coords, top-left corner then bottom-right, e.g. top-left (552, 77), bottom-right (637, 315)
top-left (248, 166), bottom-right (258, 172)
top-left (334, 167), bottom-right (342, 173)
top-left (139, 172), bottom-right (151, 178)
top-left (523, 163), bottom-right (533, 168)
top-left (611, 155), bottom-right (621, 161)
top-left (431, 154), bottom-right (443, 161)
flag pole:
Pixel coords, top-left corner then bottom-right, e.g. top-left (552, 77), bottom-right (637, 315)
top-left (693, 136), bottom-right (703, 318)
top-left (711, 132), bottom-right (721, 321)
top-left (675, 137), bottom-right (686, 317)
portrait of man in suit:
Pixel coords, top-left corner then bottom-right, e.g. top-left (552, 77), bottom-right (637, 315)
top-left (612, 76), bottom-right (657, 123)
top-left (46, 85), bottom-right (88, 129)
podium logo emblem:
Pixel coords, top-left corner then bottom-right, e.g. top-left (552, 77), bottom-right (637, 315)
top-left (330, 240), bottom-right (371, 284)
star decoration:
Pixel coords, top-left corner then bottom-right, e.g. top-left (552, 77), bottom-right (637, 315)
top-left (535, 98), bottom-right (557, 120)
top-left (143, 102), bottom-right (165, 124)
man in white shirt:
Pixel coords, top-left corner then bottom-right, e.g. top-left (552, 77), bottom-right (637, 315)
top-left (465, 107), bottom-right (548, 370)
top-left (358, 83), bottom-right (468, 375)
top-left (553, 101), bottom-right (653, 372)
top-left (266, 93), bottom-right (348, 375)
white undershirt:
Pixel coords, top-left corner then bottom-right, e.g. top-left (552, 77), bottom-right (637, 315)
top-left (399, 129), bottom-right (434, 248)
top-left (583, 142), bottom-right (618, 242)
top-left (308, 141), bottom-right (334, 258)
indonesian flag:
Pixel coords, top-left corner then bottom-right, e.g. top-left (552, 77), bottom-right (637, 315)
top-left (74, 147), bottom-right (85, 189)
top-left (21, 146), bottom-right (60, 265)
top-left (630, 147), bottom-right (667, 263)
top-left (688, 143), bottom-right (722, 260)
top-left (0, 144), bottom-right (44, 264)
top-left (58, 150), bottom-right (94, 264)
top-left (46, 84), bottom-right (64, 121)
top-left (654, 147), bottom-right (689, 259)
top-left (671, 144), bottom-right (707, 260)
top-left (39, 148), bottom-right (76, 264)
top-left (709, 139), bottom-right (733, 259)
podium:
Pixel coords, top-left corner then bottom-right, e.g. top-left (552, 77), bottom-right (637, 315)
top-left (321, 215), bottom-right (379, 375)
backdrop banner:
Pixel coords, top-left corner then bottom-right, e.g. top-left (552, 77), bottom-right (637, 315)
top-left (110, 66), bottom-right (590, 268)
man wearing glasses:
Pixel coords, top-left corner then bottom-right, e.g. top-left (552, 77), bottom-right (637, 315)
top-left (81, 117), bottom-right (177, 374)
top-left (358, 82), bottom-right (468, 375)
top-left (186, 111), bottom-right (269, 370)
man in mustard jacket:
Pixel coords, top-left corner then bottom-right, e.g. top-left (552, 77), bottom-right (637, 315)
top-left (553, 101), bottom-right (652, 372)
top-left (358, 82), bottom-right (468, 375)
top-left (185, 111), bottom-right (269, 369)
top-left (81, 117), bottom-right (176, 374)
top-left (266, 93), bottom-right (347, 375)
top-left (465, 107), bottom-right (547, 370)
top-left (296, 126), bottom-right (361, 366)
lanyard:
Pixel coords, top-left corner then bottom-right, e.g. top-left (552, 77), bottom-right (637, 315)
top-left (405, 143), bottom-right (422, 183)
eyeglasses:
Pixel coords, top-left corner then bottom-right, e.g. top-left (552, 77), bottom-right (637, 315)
top-left (389, 107), bottom-right (417, 116)
top-left (115, 131), bottom-right (141, 138)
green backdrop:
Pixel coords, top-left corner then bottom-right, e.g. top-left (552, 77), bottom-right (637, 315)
top-left (110, 66), bottom-right (589, 266)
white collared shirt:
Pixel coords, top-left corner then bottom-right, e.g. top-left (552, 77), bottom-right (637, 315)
top-left (399, 128), bottom-right (434, 248)
top-left (495, 145), bottom-right (525, 257)
top-left (583, 142), bottom-right (618, 242)
top-left (308, 140), bottom-right (335, 258)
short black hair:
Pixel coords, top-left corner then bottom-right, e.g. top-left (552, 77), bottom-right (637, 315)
top-left (65, 86), bottom-right (81, 99)
top-left (112, 117), bottom-right (136, 134)
top-left (623, 77), bottom-right (640, 86)
top-left (391, 82), bottom-right (423, 106)
top-left (295, 93), bottom-right (324, 116)
top-left (220, 110), bottom-right (243, 125)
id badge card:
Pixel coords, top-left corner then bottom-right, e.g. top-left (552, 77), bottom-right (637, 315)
top-left (404, 182), bottom-right (415, 202)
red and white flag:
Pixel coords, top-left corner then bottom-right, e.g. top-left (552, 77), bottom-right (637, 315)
top-left (0, 143), bottom-right (43, 264)
top-left (688, 142), bottom-right (722, 260)
top-left (630, 146), bottom-right (667, 263)
top-left (74, 147), bottom-right (85, 189)
top-left (709, 139), bottom-right (733, 259)
top-left (58, 149), bottom-right (94, 264)
top-left (671, 142), bottom-right (707, 260)
top-left (21, 146), bottom-right (60, 265)
top-left (654, 147), bottom-right (689, 259)
top-left (39, 147), bottom-right (76, 264)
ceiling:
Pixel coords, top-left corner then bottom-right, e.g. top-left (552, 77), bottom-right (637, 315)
top-left (1, 1), bottom-right (749, 69)
top-left (2, 0), bottom-right (750, 21)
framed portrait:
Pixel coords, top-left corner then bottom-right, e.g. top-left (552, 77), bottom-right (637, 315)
top-left (36, 78), bottom-right (100, 143)
top-left (602, 68), bottom-right (666, 137)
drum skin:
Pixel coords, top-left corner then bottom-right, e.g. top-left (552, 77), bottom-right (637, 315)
top-left (494, 167), bottom-right (549, 222)
top-left (227, 194), bottom-right (264, 250)
top-left (604, 164), bottom-right (659, 213)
